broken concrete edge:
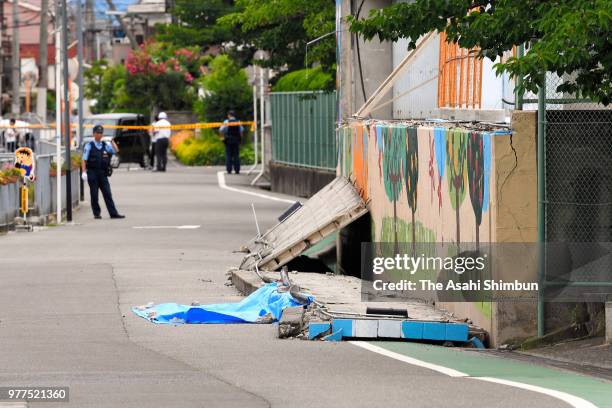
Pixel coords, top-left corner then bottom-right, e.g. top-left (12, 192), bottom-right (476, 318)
top-left (230, 268), bottom-right (266, 296)
top-left (278, 306), bottom-right (307, 339)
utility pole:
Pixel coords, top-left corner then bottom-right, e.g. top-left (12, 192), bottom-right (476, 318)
top-left (76, 0), bottom-right (85, 201)
top-left (55, 0), bottom-right (62, 223)
top-left (37, 0), bottom-right (49, 122)
top-left (105, 0), bottom-right (138, 49)
top-left (61, 0), bottom-right (72, 222)
top-left (11, 0), bottom-right (20, 115)
top-left (0, 0), bottom-right (5, 115)
top-left (85, 0), bottom-right (94, 61)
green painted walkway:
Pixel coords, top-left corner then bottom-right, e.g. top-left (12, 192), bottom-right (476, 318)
top-left (374, 342), bottom-right (612, 408)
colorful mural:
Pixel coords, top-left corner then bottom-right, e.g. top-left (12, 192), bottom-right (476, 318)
top-left (381, 126), bottom-right (407, 246)
top-left (434, 128), bottom-right (446, 212)
top-left (338, 121), bottom-right (496, 249)
top-left (337, 119), bottom-right (533, 345)
top-left (405, 127), bottom-right (419, 251)
top-left (467, 131), bottom-right (487, 246)
top-left (351, 125), bottom-right (369, 200)
top-left (446, 129), bottom-right (468, 246)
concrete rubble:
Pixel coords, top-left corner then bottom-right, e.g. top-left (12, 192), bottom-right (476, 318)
top-left (230, 268), bottom-right (486, 344)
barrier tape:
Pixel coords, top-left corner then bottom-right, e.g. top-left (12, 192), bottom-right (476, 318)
top-left (0, 121), bottom-right (255, 131)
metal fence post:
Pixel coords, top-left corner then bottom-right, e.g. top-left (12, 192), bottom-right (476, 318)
top-left (515, 44), bottom-right (524, 110)
top-left (537, 77), bottom-right (546, 337)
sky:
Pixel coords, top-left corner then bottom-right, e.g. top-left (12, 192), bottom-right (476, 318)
top-left (90, 0), bottom-right (139, 19)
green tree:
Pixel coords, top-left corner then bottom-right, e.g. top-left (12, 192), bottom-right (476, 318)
top-left (219, 0), bottom-right (336, 73)
top-left (83, 59), bottom-right (108, 101)
top-left (349, 0), bottom-right (612, 104)
top-left (155, 0), bottom-right (235, 49)
top-left (272, 67), bottom-right (334, 92)
top-left (195, 55), bottom-right (253, 122)
top-left (84, 62), bottom-right (128, 114)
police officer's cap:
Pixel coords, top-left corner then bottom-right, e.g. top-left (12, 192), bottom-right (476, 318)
top-left (93, 124), bottom-right (104, 133)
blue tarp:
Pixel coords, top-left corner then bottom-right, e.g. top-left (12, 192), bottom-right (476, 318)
top-left (132, 282), bottom-right (312, 324)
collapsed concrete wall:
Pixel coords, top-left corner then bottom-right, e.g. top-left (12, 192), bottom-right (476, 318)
top-left (337, 113), bottom-right (538, 346)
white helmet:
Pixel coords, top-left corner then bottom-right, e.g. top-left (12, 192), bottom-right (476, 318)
top-left (158, 112), bottom-right (167, 119)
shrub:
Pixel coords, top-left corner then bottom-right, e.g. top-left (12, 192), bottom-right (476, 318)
top-left (273, 66), bottom-right (334, 92)
top-left (170, 130), bottom-right (195, 152)
top-left (174, 129), bottom-right (254, 166)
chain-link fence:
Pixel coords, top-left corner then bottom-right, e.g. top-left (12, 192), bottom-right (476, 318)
top-left (525, 75), bottom-right (612, 244)
top-left (524, 73), bottom-right (612, 334)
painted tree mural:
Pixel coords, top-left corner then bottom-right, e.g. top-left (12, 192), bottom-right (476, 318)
top-left (375, 124), bottom-right (383, 179)
top-left (428, 131), bottom-right (435, 204)
top-left (352, 125), bottom-right (369, 200)
top-left (446, 129), bottom-right (468, 246)
top-left (405, 127), bottom-right (419, 253)
top-left (340, 127), bottom-right (353, 177)
top-left (382, 126), bottom-right (406, 247)
top-left (434, 128), bottom-right (446, 213)
top-left (467, 131), bottom-right (485, 247)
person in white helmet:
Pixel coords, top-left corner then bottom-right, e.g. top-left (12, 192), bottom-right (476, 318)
top-left (152, 111), bottom-right (171, 172)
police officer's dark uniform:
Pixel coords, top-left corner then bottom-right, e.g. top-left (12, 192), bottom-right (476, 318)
top-left (220, 111), bottom-right (243, 174)
top-left (81, 125), bottom-right (125, 219)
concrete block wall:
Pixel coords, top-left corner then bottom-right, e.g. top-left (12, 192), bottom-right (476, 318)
top-left (336, 113), bottom-right (538, 346)
top-left (606, 302), bottom-right (612, 344)
top-left (270, 162), bottom-right (336, 198)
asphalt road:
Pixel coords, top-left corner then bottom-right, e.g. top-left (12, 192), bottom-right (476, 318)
top-left (0, 163), bottom-right (581, 407)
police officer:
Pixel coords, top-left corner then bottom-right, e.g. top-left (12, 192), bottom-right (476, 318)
top-left (152, 112), bottom-right (171, 172)
top-left (81, 125), bottom-right (125, 219)
top-left (219, 110), bottom-right (243, 174)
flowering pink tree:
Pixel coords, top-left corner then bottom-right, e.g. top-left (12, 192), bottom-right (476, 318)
top-left (124, 41), bottom-right (204, 113)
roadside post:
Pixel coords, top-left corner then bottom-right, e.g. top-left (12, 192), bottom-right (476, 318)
top-left (14, 147), bottom-right (36, 227)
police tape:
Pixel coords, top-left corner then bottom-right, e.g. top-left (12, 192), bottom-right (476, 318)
top-left (0, 121), bottom-right (255, 131)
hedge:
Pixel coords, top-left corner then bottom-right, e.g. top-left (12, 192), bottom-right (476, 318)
top-left (173, 129), bottom-right (254, 166)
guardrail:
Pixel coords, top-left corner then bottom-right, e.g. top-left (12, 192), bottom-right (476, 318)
top-left (0, 150), bottom-right (80, 233)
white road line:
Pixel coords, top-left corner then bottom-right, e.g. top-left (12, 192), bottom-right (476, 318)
top-left (349, 341), bottom-right (596, 408)
top-left (133, 225), bottom-right (201, 229)
top-left (471, 377), bottom-right (597, 408)
top-left (216, 171), bottom-right (295, 204)
top-left (349, 341), bottom-right (468, 377)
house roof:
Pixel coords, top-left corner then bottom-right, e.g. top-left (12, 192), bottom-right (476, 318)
top-left (20, 44), bottom-right (77, 65)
